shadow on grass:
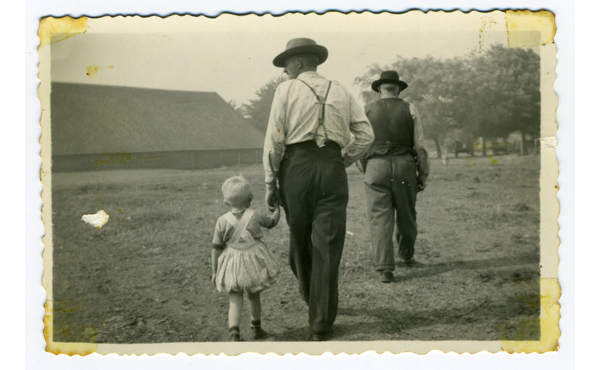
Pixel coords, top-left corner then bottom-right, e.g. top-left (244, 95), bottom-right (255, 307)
top-left (252, 253), bottom-right (542, 342)
top-left (334, 299), bottom-right (540, 341)
top-left (393, 253), bottom-right (539, 283)
top-left (270, 296), bottom-right (541, 342)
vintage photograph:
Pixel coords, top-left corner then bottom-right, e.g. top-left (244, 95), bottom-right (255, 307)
top-left (39, 11), bottom-right (559, 355)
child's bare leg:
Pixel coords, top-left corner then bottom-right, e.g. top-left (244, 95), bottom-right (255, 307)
top-left (228, 291), bottom-right (243, 341)
top-left (248, 291), bottom-right (268, 339)
top-left (248, 291), bottom-right (261, 321)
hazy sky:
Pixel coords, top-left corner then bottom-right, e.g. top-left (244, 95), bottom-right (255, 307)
top-left (51, 12), bottom-right (511, 104)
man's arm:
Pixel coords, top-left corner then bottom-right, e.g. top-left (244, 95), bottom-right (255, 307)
top-left (410, 104), bottom-right (430, 191)
top-left (263, 87), bottom-right (286, 209)
top-left (342, 95), bottom-right (374, 167)
top-left (263, 88), bottom-right (286, 183)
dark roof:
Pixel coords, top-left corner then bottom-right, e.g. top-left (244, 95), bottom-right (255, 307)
top-left (51, 83), bottom-right (265, 155)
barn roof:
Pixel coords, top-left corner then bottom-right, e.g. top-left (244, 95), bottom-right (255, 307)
top-left (50, 82), bottom-right (265, 155)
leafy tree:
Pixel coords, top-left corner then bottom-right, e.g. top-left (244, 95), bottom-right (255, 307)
top-left (487, 46), bottom-right (541, 153)
top-left (355, 45), bottom-right (540, 157)
top-left (458, 45), bottom-right (540, 154)
top-left (242, 75), bottom-right (288, 133)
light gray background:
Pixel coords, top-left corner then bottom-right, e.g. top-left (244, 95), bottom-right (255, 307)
top-left (4, 0), bottom-right (584, 368)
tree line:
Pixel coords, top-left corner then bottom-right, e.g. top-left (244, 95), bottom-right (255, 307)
top-left (232, 44), bottom-right (540, 158)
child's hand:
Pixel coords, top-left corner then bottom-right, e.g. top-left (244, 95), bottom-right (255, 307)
top-left (269, 200), bottom-right (281, 227)
top-left (211, 274), bottom-right (217, 287)
top-left (272, 202), bottom-right (281, 216)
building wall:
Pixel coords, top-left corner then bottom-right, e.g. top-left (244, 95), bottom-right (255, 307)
top-left (51, 149), bottom-right (263, 173)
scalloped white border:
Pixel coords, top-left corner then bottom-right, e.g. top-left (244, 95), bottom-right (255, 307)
top-left (21, 0), bottom-right (576, 369)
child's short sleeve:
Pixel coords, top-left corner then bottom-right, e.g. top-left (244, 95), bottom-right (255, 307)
top-left (212, 217), bottom-right (226, 248)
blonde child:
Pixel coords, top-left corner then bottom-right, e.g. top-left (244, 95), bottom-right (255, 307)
top-left (211, 175), bottom-right (280, 341)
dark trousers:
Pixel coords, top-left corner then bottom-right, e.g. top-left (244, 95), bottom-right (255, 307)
top-left (278, 141), bottom-right (349, 335)
top-left (364, 154), bottom-right (418, 271)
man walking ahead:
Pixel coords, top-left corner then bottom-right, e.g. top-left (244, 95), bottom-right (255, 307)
top-left (263, 38), bottom-right (374, 340)
top-left (360, 71), bottom-right (429, 283)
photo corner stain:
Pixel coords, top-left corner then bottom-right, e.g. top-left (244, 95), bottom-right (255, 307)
top-left (505, 10), bottom-right (556, 49)
top-left (38, 16), bottom-right (88, 48)
top-left (500, 278), bottom-right (560, 353)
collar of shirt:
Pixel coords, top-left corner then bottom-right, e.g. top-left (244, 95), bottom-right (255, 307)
top-left (296, 71), bottom-right (322, 82)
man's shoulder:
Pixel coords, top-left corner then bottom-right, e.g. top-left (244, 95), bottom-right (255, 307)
top-left (405, 100), bottom-right (419, 112)
top-left (280, 76), bottom-right (350, 94)
top-left (275, 79), bottom-right (295, 92)
top-left (300, 73), bottom-right (348, 88)
top-left (395, 97), bottom-right (414, 106)
top-left (365, 98), bottom-right (413, 111)
top-left (394, 99), bottom-right (417, 114)
top-left (365, 99), bottom-right (378, 108)
top-left (384, 97), bottom-right (413, 107)
top-left (330, 80), bottom-right (352, 93)
top-left (277, 78), bottom-right (329, 93)
top-left (365, 99), bottom-right (384, 111)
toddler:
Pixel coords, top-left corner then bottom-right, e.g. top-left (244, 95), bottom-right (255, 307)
top-left (211, 175), bottom-right (280, 341)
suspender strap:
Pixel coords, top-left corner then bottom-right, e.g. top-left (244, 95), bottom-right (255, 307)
top-left (297, 79), bottom-right (332, 140)
top-left (225, 209), bottom-right (254, 245)
top-left (319, 81), bottom-right (332, 125)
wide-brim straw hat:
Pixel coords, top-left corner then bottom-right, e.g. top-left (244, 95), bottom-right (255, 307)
top-left (371, 70), bottom-right (408, 92)
top-left (273, 38), bottom-right (328, 67)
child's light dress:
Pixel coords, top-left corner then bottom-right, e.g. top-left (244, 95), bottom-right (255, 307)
top-left (213, 209), bottom-right (279, 293)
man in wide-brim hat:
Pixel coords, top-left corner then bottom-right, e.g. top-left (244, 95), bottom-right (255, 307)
top-left (263, 38), bottom-right (374, 341)
top-left (272, 37), bottom-right (329, 68)
top-left (359, 70), bottom-right (429, 283)
top-left (370, 70), bottom-right (408, 93)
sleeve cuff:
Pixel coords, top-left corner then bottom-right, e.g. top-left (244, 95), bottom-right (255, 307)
top-left (265, 171), bottom-right (278, 183)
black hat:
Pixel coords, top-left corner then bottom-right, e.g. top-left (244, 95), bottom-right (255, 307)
top-left (273, 38), bottom-right (329, 68)
top-left (371, 70), bottom-right (408, 93)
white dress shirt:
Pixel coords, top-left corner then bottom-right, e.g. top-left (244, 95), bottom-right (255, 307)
top-left (263, 71), bottom-right (374, 182)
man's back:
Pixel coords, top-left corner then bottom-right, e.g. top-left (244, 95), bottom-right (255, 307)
top-left (365, 98), bottom-right (415, 148)
top-left (273, 72), bottom-right (358, 143)
top-left (264, 70), bottom-right (373, 181)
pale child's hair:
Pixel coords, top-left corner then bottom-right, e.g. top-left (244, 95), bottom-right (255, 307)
top-left (221, 175), bottom-right (252, 208)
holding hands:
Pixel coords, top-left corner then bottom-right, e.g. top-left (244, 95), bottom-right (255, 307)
top-left (265, 181), bottom-right (279, 212)
top-left (418, 177), bottom-right (427, 192)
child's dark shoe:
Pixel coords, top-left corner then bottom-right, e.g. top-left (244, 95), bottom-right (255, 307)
top-left (251, 327), bottom-right (270, 340)
top-left (229, 326), bottom-right (241, 341)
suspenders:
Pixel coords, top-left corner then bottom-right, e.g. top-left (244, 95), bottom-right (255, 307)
top-left (297, 79), bottom-right (332, 141)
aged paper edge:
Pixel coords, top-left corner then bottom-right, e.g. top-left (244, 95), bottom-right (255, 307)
top-left (39, 10), bottom-right (560, 356)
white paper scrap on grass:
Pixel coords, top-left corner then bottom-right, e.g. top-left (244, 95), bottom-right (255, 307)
top-left (81, 210), bottom-right (110, 229)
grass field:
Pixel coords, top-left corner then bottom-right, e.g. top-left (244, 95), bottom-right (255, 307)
top-left (51, 153), bottom-right (541, 343)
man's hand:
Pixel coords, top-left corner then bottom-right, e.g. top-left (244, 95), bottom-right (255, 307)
top-left (265, 182), bottom-right (279, 212)
top-left (342, 156), bottom-right (355, 168)
top-left (417, 178), bottom-right (427, 192)
top-left (355, 158), bottom-right (367, 174)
